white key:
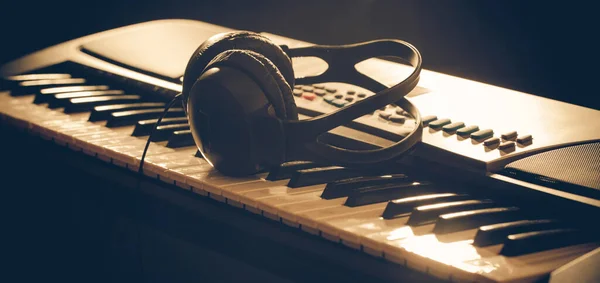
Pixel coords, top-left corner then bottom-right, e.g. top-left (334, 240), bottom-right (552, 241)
top-left (277, 197), bottom-right (348, 228)
top-left (237, 184), bottom-right (324, 211)
top-left (298, 202), bottom-right (387, 233)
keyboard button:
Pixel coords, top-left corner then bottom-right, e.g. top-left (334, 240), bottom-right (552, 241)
top-left (378, 112), bottom-right (391, 120)
top-left (407, 199), bottom-right (495, 226)
top-left (106, 108), bottom-right (184, 127)
top-left (389, 114), bottom-right (405, 123)
top-left (325, 87), bottom-right (337, 93)
top-left (501, 131), bottom-right (518, 140)
top-left (456, 125), bottom-right (479, 136)
top-left (321, 174), bottom-right (409, 199)
top-left (334, 94), bottom-right (344, 99)
top-left (313, 84), bottom-right (325, 89)
top-left (517, 134), bottom-right (533, 144)
top-left (395, 109), bottom-right (410, 116)
top-left (64, 95), bottom-right (142, 113)
top-left (422, 115), bottom-right (437, 126)
top-left (471, 129), bottom-right (493, 140)
top-left (442, 122), bottom-right (465, 132)
top-left (346, 90), bottom-right (356, 95)
top-left (357, 93), bottom-right (367, 98)
top-left (302, 92), bottom-right (316, 101)
top-left (267, 161), bottom-right (321, 181)
top-left (132, 117), bottom-right (188, 136)
top-left (501, 229), bottom-right (593, 256)
top-left (329, 99), bottom-right (347, 107)
top-left (499, 141), bottom-right (515, 150)
top-left (302, 86), bottom-right (314, 92)
top-left (166, 130), bottom-right (195, 148)
top-left (382, 193), bottom-right (470, 219)
top-left (344, 97), bottom-right (354, 102)
top-left (473, 219), bottom-right (563, 247)
top-left (292, 89), bottom-right (303, 97)
top-left (429, 118), bottom-right (451, 129)
top-left (89, 102), bottom-right (165, 122)
top-left (323, 95), bottom-right (335, 102)
top-left (433, 207), bottom-right (521, 234)
top-left (483, 137), bottom-right (500, 146)
top-left (150, 123), bottom-right (190, 142)
top-left (314, 89), bottom-right (326, 96)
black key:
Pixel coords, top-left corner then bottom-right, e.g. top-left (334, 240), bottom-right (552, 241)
top-left (382, 193), bottom-right (471, 219)
top-left (501, 229), bottom-right (594, 256)
top-left (4, 73), bottom-right (71, 81)
top-left (267, 161), bottom-right (321, 181)
top-left (40, 85), bottom-right (109, 95)
top-left (167, 130), bottom-right (195, 148)
top-left (344, 181), bottom-right (437, 207)
top-left (89, 102), bottom-right (165, 122)
top-left (322, 174), bottom-right (409, 199)
top-left (473, 219), bottom-right (563, 247)
top-left (48, 90), bottom-right (125, 108)
top-left (106, 108), bottom-right (184, 128)
top-left (1, 73), bottom-right (71, 90)
top-left (64, 95), bottom-right (142, 113)
top-left (150, 123), bottom-right (190, 142)
top-left (433, 207), bottom-right (521, 234)
top-left (132, 117), bottom-right (189, 136)
top-left (10, 78), bottom-right (86, 96)
top-left (34, 85), bottom-right (110, 104)
top-left (288, 166), bottom-right (396, 188)
top-left (407, 199), bottom-right (495, 226)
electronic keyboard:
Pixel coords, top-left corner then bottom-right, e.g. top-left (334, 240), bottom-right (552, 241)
top-left (1, 19), bottom-right (599, 283)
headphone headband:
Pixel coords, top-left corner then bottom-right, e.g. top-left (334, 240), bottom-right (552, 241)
top-left (281, 39), bottom-right (423, 165)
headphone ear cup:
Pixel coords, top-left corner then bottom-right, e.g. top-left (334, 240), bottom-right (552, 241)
top-left (183, 31), bottom-right (295, 104)
top-left (205, 49), bottom-right (292, 119)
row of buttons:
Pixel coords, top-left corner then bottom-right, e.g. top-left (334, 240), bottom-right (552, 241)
top-left (423, 115), bottom-right (533, 151)
top-left (377, 106), bottom-right (413, 124)
top-left (293, 84), bottom-right (369, 108)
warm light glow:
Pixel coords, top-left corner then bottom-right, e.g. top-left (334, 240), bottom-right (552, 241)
top-left (393, 234), bottom-right (501, 274)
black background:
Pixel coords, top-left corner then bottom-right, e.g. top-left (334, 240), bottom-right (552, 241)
top-left (2, 0), bottom-right (599, 109)
top-left (1, 2), bottom-right (598, 282)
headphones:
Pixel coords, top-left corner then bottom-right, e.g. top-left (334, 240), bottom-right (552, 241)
top-left (181, 31), bottom-right (423, 176)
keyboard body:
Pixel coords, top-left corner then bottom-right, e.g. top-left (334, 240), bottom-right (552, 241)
top-left (1, 19), bottom-right (599, 283)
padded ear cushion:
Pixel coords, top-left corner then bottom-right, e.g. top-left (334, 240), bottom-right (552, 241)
top-left (183, 31), bottom-right (295, 103)
top-left (205, 49), bottom-right (291, 119)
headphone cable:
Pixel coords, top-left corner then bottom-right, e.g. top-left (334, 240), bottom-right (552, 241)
top-left (138, 92), bottom-right (183, 175)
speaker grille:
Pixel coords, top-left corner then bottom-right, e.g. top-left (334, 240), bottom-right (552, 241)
top-left (504, 142), bottom-right (600, 199)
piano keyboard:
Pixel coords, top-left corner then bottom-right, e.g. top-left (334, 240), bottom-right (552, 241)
top-left (1, 68), bottom-right (597, 283)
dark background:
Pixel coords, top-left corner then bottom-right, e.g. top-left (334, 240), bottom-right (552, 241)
top-left (1, 0), bottom-right (599, 109)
